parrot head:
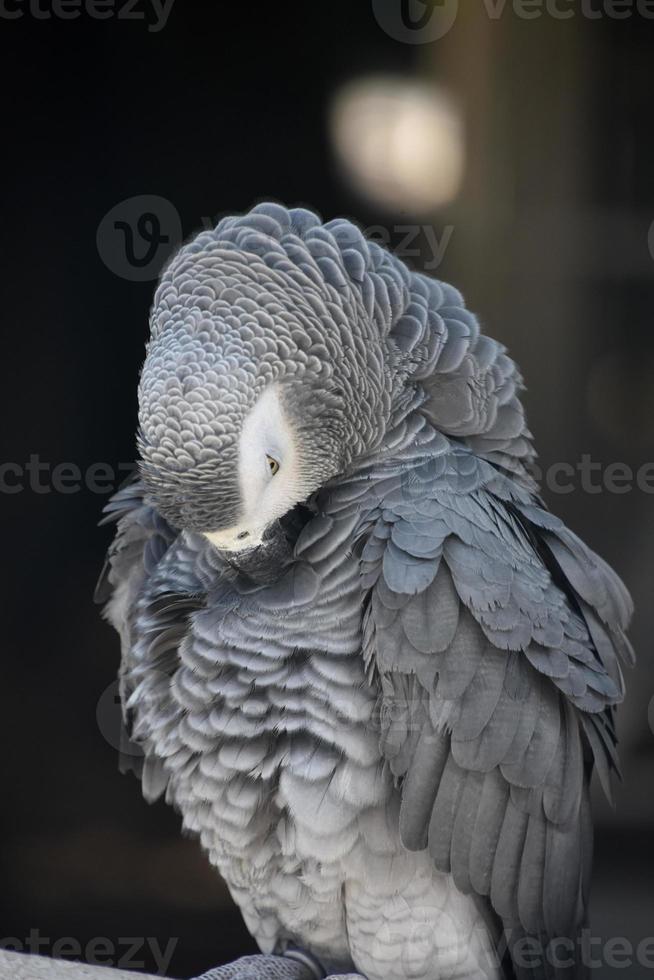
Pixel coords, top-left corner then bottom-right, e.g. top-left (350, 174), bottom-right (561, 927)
top-left (136, 209), bottom-right (390, 552)
top-left (135, 202), bottom-right (535, 555)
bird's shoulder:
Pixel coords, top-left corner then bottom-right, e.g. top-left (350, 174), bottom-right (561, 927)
top-left (335, 418), bottom-right (632, 713)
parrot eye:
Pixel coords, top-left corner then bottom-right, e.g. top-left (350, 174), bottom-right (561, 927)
top-left (266, 455), bottom-right (280, 476)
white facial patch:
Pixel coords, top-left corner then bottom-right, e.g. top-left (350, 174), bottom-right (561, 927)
top-left (204, 385), bottom-right (307, 552)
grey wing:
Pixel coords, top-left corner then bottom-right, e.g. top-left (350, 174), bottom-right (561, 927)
top-left (357, 450), bottom-right (632, 979)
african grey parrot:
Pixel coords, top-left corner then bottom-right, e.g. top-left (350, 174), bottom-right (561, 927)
top-left (97, 203), bottom-right (633, 980)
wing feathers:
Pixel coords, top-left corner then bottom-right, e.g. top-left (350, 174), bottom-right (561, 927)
top-left (450, 768), bottom-right (486, 894)
top-left (427, 753), bottom-right (467, 872)
top-left (363, 438), bottom-right (631, 978)
top-left (399, 725), bottom-right (449, 849)
top-left (490, 801), bottom-right (530, 923)
top-left (469, 769), bottom-right (510, 895)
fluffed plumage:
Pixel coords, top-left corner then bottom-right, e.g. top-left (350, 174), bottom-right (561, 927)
top-left (98, 203), bottom-right (632, 980)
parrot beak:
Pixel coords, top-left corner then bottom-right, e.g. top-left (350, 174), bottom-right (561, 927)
top-left (216, 520), bottom-right (294, 584)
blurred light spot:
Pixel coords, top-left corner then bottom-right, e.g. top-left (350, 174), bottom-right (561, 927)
top-left (587, 351), bottom-right (654, 450)
top-left (329, 75), bottom-right (465, 214)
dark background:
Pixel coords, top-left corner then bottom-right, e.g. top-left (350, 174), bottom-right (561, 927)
top-left (1, 2), bottom-right (653, 977)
